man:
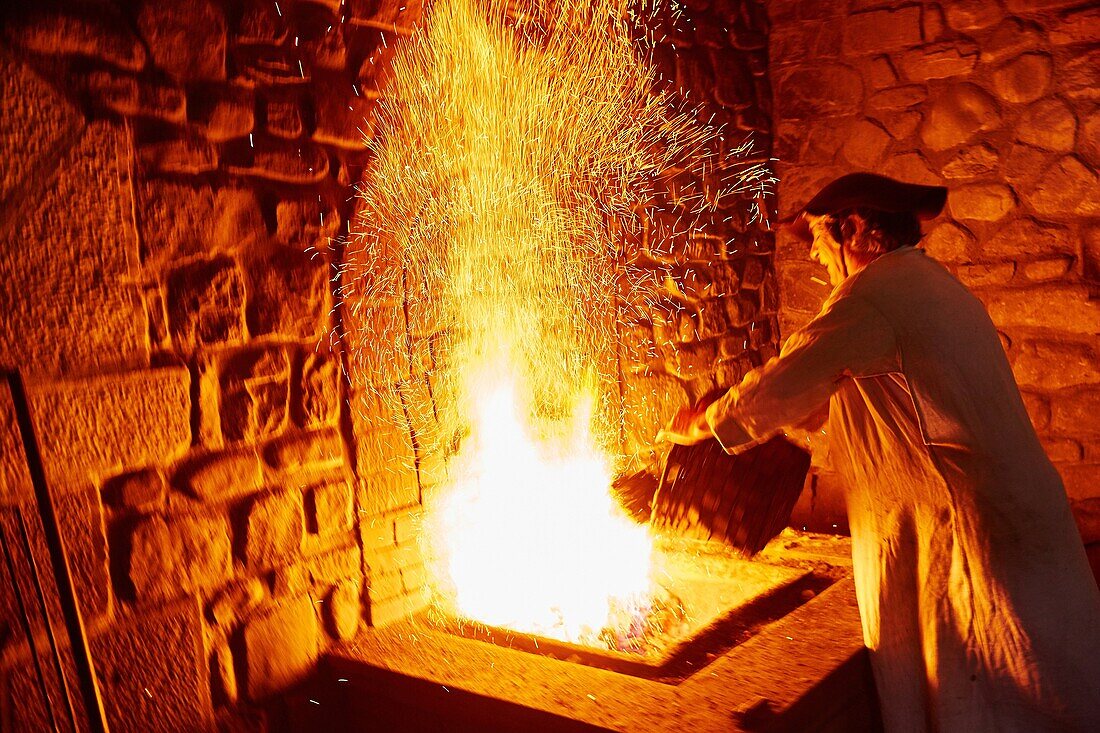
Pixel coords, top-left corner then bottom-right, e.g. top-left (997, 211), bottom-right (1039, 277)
top-left (660, 173), bottom-right (1100, 732)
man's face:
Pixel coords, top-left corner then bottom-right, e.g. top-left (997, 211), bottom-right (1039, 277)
top-left (807, 215), bottom-right (846, 286)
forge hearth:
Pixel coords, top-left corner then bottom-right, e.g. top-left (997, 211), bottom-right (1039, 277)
top-left (294, 534), bottom-right (878, 733)
top-left (431, 543), bottom-right (835, 681)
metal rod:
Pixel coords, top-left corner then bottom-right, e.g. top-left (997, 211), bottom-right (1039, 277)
top-left (16, 508), bottom-right (79, 733)
top-left (6, 371), bottom-right (110, 733)
top-left (0, 513), bottom-right (61, 732)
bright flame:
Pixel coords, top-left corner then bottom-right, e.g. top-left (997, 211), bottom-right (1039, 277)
top-left (430, 373), bottom-right (652, 641)
top-left (342, 0), bottom-right (771, 646)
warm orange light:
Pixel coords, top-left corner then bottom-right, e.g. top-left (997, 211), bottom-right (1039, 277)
top-left (427, 372), bottom-right (653, 642)
top-left (345, 0), bottom-right (771, 646)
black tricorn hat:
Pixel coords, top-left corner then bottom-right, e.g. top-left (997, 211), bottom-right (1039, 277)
top-left (784, 173), bottom-right (948, 242)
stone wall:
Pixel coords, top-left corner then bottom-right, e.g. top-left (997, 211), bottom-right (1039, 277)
top-left (0, 0), bottom-right (778, 728)
top-left (616, 0), bottom-right (779, 471)
top-left (0, 0), bottom-right (403, 728)
top-left (766, 0), bottom-right (1100, 573)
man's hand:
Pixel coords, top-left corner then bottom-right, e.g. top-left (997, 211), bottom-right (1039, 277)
top-left (657, 404), bottom-right (713, 446)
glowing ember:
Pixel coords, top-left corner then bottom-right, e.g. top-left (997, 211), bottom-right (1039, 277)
top-left (343, 0), bottom-right (771, 646)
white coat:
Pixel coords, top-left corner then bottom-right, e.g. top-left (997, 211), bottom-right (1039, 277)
top-left (705, 246), bottom-right (1100, 732)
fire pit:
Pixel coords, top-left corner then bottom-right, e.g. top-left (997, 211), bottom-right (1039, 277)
top-left (430, 541), bottom-right (834, 681)
top-left (299, 534), bottom-right (880, 733)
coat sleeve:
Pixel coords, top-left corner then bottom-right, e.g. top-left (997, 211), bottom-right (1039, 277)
top-left (705, 293), bottom-right (898, 454)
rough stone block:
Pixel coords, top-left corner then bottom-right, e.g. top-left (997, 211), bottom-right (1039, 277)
top-left (275, 195), bottom-right (341, 247)
top-left (0, 122), bottom-right (147, 376)
top-left (137, 0), bottom-right (227, 81)
top-left (137, 182), bottom-right (264, 267)
top-left (920, 84), bottom-right (1001, 151)
top-left (237, 0), bottom-right (289, 44)
top-left (221, 348), bottom-right (291, 443)
top-left (129, 513), bottom-right (232, 600)
top-left (867, 84), bottom-right (927, 111)
top-left (984, 285), bottom-right (1100, 334)
top-left (1021, 392), bottom-right (1050, 432)
top-left (1004, 0), bottom-right (1080, 12)
top-left (921, 220), bottom-right (973, 262)
top-left (311, 481), bottom-right (354, 534)
top-left (1022, 257), bottom-right (1073, 282)
top-left (1052, 390), bottom-right (1100, 440)
top-left (392, 509), bottom-right (421, 546)
top-left (863, 55), bottom-right (900, 89)
top-left (138, 135), bottom-right (218, 174)
top-left (167, 257), bottom-right (247, 348)
top-left (79, 70), bottom-right (186, 124)
top-left (28, 368), bottom-right (190, 487)
top-left (839, 120), bottom-right (890, 168)
top-left (941, 144), bottom-right (999, 179)
top-left (11, 597), bottom-right (212, 732)
top-left (209, 578), bottom-right (265, 629)
top-left (1059, 464), bottom-right (1100, 502)
top-left (1013, 340), bottom-right (1100, 390)
top-left (775, 65), bottom-right (862, 119)
top-left (1015, 98), bottom-right (1078, 152)
top-left (1059, 48), bottom-right (1100, 101)
top-left (266, 100), bottom-right (305, 139)
top-left (1041, 437), bottom-right (1083, 463)
top-left (105, 468), bottom-right (167, 512)
top-left (364, 545), bottom-right (423, 603)
top-left (982, 18), bottom-right (1045, 64)
top-left (243, 595), bottom-right (320, 700)
top-left (191, 88), bottom-right (255, 142)
top-left (7, 7), bottom-right (146, 71)
top-left (956, 262), bottom-right (1015, 288)
top-left (0, 52), bottom-right (82, 205)
top-left (711, 49), bottom-right (755, 108)
top-left (327, 580), bottom-right (362, 641)
top-left (944, 0), bottom-right (1003, 30)
top-left (983, 218), bottom-right (1071, 260)
top-left (880, 151), bottom-right (942, 185)
top-left (303, 544), bottom-right (361, 589)
top-left (245, 247), bottom-right (326, 339)
top-left (1050, 5), bottom-right (1100, 45)
top-left (299, 353), bottom-right (340, 429)
top-left (265, 428), bottom-right (347, 474)
top-left (1023, 156), bottom-right (1100, 216)
top-left (880, 107), bottom-right (924, 139)
top-left (947, 184), bottom-right (1015, 221)
top-left (97, 598), bottom-right (212, 730)
top-left (843, 6), bottom-right (922, 53)
top-left (227, 140), bottom-right (330, 184)
top-left (897, 43), bottom-right (977, 80)
top-left (992, 53), bottom-right (1052, 104)
top-left (1081, 112), bottom-right (1100, 169)
top-left (179, 448), bottom-right (264, 502)
top-left (1086, 225), bottom-right (1100, 284)
top-left (246, 490), bottom-right (305, 569)
top-left (2, 486), bottom-right (110, 633)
